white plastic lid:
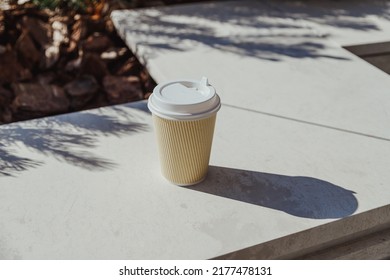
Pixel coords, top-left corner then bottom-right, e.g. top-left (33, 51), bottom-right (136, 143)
top-left (147, 77), bottom-right (221, 120)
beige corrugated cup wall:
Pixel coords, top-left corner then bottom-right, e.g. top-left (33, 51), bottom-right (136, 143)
top-left (148, 77), bottom-right (221, 186)
top-left (153, 114), bottom-right (216, 185)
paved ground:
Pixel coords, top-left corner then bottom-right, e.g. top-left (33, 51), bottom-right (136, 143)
top-left (0, 0), bottom-right (389, 259)
top-left (111, 0), bottom-right (390, 258)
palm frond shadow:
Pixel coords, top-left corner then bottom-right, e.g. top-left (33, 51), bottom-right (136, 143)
top-left (0, 148), bottom-right (41, 176)
top-left (115, 0), bottom-right (357, 62)
top-left (267, 0), bottom-right (390, 30)
top-left (116, 0), bottom-right (390, 62)
top-left (0, 105), bottom-right (148, 177)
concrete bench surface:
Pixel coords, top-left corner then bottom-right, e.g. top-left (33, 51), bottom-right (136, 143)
top-left (1, 0), bottom-right (390, 259)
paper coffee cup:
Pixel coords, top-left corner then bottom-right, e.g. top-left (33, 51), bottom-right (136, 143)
top-left (148, 77), bottom-right (221, 186)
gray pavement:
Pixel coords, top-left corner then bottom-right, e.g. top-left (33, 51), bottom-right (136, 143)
top-left (0, 0), bottom-right (389, 259)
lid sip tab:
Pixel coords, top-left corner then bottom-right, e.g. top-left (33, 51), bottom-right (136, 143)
top-left (200, 76), bottom-right (209, 86)
top-left (148, 77), bottom-right (221, 120)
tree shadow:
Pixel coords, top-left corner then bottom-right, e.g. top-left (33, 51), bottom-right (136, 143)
top-left (183, 166), bottom-right (358, 219)
top-left (0, 103), bottom-right (149, 177)
top-left (266, 0), bottom-right (390, 31)
top-left (0, 148), bottom-right (40, 177)
top-left (113, 0), bottom-right (354, 61)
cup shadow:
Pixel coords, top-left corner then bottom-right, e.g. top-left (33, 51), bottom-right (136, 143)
top-left (183, 166), bottom-right (358, 219)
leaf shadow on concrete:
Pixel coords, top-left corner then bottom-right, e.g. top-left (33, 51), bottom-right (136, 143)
top-left (183, 165), bottom-right (358, 219)
top-left (113, 0), bottom-right (368, 61)
top-left (0, 104), bottom-right (148, 177)
top-left (267, 0), bottom-right (390, 31)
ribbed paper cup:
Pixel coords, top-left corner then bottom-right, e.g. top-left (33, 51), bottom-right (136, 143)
top-left (148, 77), bottom-right (221, 186)
top-left (153, 114), bottom-right (216, 185)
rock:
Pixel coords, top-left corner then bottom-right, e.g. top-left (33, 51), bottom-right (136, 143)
top-left (11, 83), bottom-right (70, 118)
top-left (103, 75), bottom-right (143, 104)
top-left (0, 2), bottom-right (10, 10)
top-left (105, 18), bottom-right (116, 35)
top-left (140, 69), bottom-right (156, 93)
top-left (67, 17), bottom-right (87, 53)
top-left (79, 53), bottom-right (108, 80)
top-left (0, 86), bottom-right (13, 123)
top-left (54, 71), bottom-right (73, 86)
top-left (42, 44), bottom-right (60, 69)
top-left (0, 107), bottom-right (13, 124)
top-left (15, 31), bottom-right (40, 69)
top-left (64, 76), bottom-right (99, 97)
top-left (82, 33), bottom-right (111, 52)
top-left (101, 47), bottom-right (132, 73)
top-left (71, 16), bottom-right (89, 42)
top-left (36, 72), bottom-right (56, 85)
top-left (85, 17), bottom-right (107, 35)
top-left (0, 50), bottom-right (32, 83)
top-left (8, 4), bottom-right (52, 21)
top-left (100, 47), bottom-right (128, 62)
top-left (52, 20), bottom-right (68, 46)
top-left (65, 56), bottom-right (82, 72)
top-left (0, 44), bottom-right (7, 54)
top-left (22, 16), bottom-right (52, 48)
top-left (114, 56), bottom-right (141, 76)
top-left (0, 86), bottom-right (13, 105)
top-left (0, 13), bottom-right (5, 41)
top-left (18, 0), bottom-right (31, 5)
top-left (64, 75), bottom-right (99, 109)
top-left (40, 20), bottom-right (68, 69)
top-left (82, 90), bottom-right (108, 111)
top-left (66, 39), bottom-right (78, 54)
